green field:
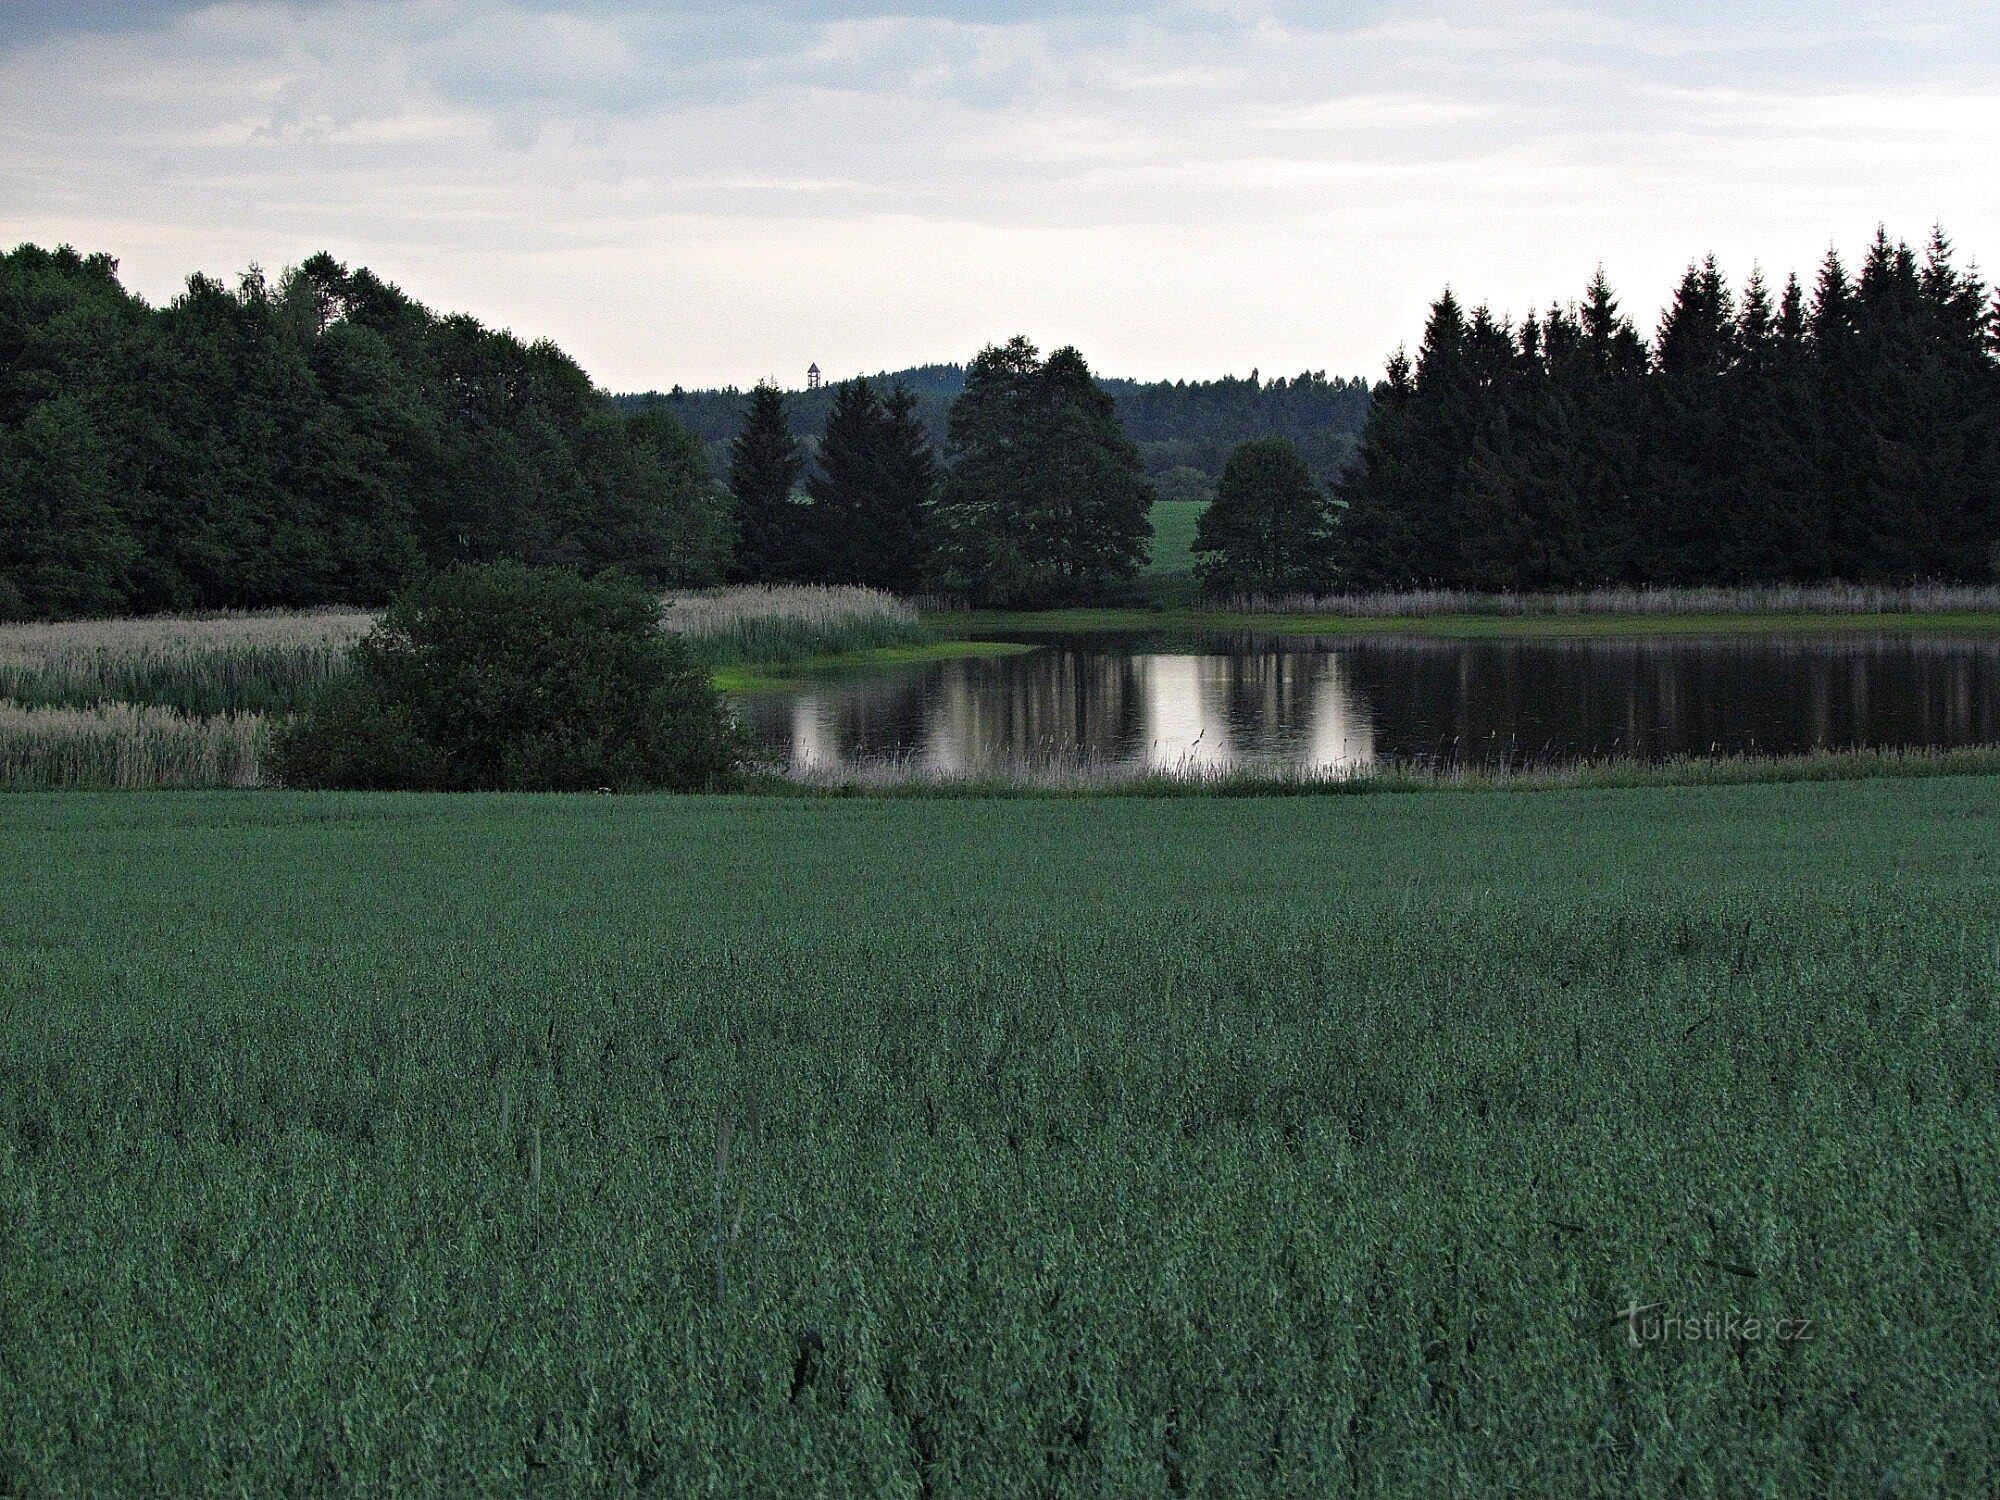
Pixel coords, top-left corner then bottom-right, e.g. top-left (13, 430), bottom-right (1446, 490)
top-left (1124, 498), bottom-right (1208, 606)
top-left (712, 640), bottom-right (1038, 695)
top-left (936, 604), bottom-right (2000, 638)
top-left (1145, 498), bottom-right (1206, 577)
top-left (5, 783), bottom-right (1999, 1495)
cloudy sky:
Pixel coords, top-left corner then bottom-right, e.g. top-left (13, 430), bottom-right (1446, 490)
top-left (4, 1), bottom-right (1996, 391)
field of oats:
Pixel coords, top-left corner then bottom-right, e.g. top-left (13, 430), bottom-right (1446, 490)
top-left (3, 780), bottom-right (1997, 1495)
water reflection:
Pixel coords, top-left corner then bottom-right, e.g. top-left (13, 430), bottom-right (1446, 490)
top-left (735, 633), bottom-right (2000, 776)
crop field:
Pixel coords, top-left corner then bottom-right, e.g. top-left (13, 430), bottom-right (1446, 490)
top-left (4, 780), bottom-right (1997, 1495)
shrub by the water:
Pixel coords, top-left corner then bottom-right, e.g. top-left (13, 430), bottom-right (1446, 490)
top-left (270, 564), bottom-right (743, 791)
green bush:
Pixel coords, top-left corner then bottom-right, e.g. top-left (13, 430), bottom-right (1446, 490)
top-left (269, 563), bottom-right (743, 791)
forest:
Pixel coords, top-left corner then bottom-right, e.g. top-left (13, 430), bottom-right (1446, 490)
top-left (4, 227), bottom-right (1998, 621)
top-left (0, 246), bottom-right (731, 621)
top-left (1336, 229), bottom-right (2000, 591)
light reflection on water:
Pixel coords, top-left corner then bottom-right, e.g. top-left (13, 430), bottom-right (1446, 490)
top-left (736, 633), bottom-right (2000, 776)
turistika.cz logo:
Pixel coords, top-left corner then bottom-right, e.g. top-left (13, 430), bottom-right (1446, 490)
top-left (1619, 1302), bottom-right (1816, 1348)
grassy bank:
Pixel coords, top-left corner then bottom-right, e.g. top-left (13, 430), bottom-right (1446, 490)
top-left (936, 604), bottom-right (2000, 638)
top-left (713, 639), bottom-right (1037, 694)
top-left (4, 782), bottom-right (1998, 1495)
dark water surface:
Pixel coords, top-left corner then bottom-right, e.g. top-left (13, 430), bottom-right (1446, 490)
top-left (736, 632), bottom-right (2000, 775)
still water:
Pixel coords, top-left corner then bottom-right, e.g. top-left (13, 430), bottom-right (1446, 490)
top-left (736, 633), bottom-right (2000, 775)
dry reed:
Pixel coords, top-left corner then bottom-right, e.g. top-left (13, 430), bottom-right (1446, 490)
top-left (0, 700), bottom-right (266, 789)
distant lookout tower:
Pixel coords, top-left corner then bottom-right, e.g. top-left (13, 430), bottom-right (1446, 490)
top-left (806, 363), bottom-right (822, 390)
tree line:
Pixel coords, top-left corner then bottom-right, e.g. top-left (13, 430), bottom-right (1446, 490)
top-left (725, 337), bottom-right (1154, 606)
top-left (619, 364), bottom-right (1372, 493)
top-left (8, 227), bottom-right (1997, 622)
top-left (1332, 228), bottom-right (2000, 591)
top-left (1, 245), bottom-right (730, 620)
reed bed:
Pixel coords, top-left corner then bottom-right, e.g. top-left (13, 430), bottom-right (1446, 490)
top-left (1220, 581), bottom-right (2000, 617)
top-left (0, 610), bottom-right (371, 715)
top-left (662, 585), bottom-right (932, 664)
top-left (0, 699), bottom-right (266, 789)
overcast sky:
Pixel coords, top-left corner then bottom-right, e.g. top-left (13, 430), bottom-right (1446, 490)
top-left (4, 1), bottom-right (1997, 391)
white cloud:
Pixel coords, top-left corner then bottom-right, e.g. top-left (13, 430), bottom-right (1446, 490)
top-left (1, 1), bottom-right (1996, 388)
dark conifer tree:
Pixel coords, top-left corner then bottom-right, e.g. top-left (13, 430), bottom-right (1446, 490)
top-left (1327, 348), bottom-right (1416, 588)
top-left (868, 382), bottom-right (936, 593)
top-left (726, 382), bottom-right (806, 583)
top-left (1723, 267), bottom-right (1819, 580)
top-left (801, 377), bottom-right (883, 585)
top-left (1644, 257), bottom-right (1739, 580)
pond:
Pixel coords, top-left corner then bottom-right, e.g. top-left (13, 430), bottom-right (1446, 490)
top-left (734, 632), bottom-right (2000, 776)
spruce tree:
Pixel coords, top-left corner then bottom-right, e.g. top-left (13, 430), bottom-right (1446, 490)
top-left (802, 377), bottom-right (883, 585)
top-left (1644, 257), bottom-right (1739, 580)
top-left (1327, 348), bottom-right (1416, 588)
top-left (868, 382), bottom-right (936, 593)
top-left (726, 382), bottom-right (806, 583)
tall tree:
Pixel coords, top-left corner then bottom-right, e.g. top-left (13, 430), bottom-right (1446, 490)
top-left (1191, 437), bottom-right (1337, 598)
top-left (930, 338), bottom-right (1153, 605)
top-left (868, 382), bottom-right (937, 593)
top-left (618, 409), bottom-right (733, 586)
top-left (801, 377), bottom-right (884, 586)
top-left (726, 382), bottom-right (806, 583)
top-left (0, 398), bottom-right (136, 618)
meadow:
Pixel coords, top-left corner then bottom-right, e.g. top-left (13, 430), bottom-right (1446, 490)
top-left (1123, 497), bottom-right (1207, 606)
top-left (3, 780), bottom-right (1997, 1496)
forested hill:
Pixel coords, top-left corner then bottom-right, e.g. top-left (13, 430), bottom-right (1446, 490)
top-left (614, 364), bottom-right (1374, 498)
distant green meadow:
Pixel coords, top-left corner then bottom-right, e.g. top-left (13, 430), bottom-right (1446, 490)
top-left (935, 605), bottom-right (2000, 639)
top-left (5, 782), bottom-right (1998, 1495)
top-left (712, 640), bottom-right (1037, 695)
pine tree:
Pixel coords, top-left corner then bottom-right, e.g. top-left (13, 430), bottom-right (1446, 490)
top-left (1191, 437), bottom-right (1336, 598)
top-left (1643, 257), bottom-right (1739, 580)
top-left (726, 383), bottom-right (806, 583)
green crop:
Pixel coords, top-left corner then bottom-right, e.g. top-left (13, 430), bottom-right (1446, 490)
top-left (3, 781), bottom-right (1997, 1495)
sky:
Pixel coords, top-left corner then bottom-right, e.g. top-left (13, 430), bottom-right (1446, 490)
top-left (4, 1), bottom-right (1998, 391)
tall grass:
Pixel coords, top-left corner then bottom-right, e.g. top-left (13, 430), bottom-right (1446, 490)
top-left (662, 585), bottom-right (932, 665)
top-left (0, 700), bottom-right (265, 788)
top-left (759, 741), bottom-right (2000, 796)
top-left (1220, 581), bottom-right (2000, 617)
top-left (0, 610), bottom-right (370, 715)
